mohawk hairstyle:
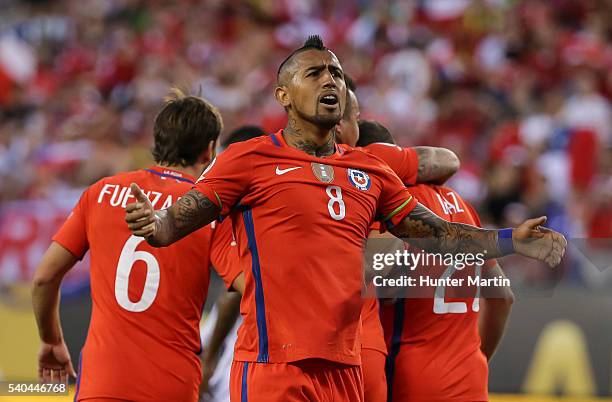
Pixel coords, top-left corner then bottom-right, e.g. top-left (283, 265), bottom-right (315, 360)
top-left (277, 35), bottom-right (327, 82)
top-left (303, 34), bottom-right (325, 49)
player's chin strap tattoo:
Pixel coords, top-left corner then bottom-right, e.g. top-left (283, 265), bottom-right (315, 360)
top-left (148, 190), bottom-right (220, 247)
top-left (389, 203), bottom-right (505, 258)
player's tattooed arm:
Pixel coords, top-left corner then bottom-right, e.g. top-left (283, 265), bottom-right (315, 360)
top-left (389, 203), bottom-right (500, 256)
top-left (125, 185), bottom-right (220, 247)
top-left (389, 202), bottom-right (567, 267)
top-left (154, 190), bottom-right (220, 246)
top-left (413, 146), bottom-right (460, 185)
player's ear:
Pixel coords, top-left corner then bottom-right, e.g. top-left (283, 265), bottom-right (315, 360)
top-left (208, 140), bottom-right (217, 159)
top-left (275, 86), bottom-right (291, 109)
top-left (201, 140), bottom-right (216, 164)
top-left (334, 122), bottom-right (343, 138)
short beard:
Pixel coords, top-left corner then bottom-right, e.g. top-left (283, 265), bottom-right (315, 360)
top-left (297, 108), bottom-right (341, 130)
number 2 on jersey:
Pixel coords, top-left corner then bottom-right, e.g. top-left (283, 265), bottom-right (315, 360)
top-left (326, 185), bottom-right (345, 220)
top-left (114, 235), bottom-right (160, 312)
top-left (433, 264), bottom-right (481, 314)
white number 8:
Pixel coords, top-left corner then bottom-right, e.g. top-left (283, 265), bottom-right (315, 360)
top-left (326, 185), bottom-right (345, 220)
top-left (115, 235), bottom-right (160, 312)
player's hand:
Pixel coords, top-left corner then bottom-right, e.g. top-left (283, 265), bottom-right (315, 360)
top-left (125, 183), bottom-right (157, 238)
top-left (38, 341), bottom-right (76, 383)
top-left (512, 216), bottom-right (567, 267)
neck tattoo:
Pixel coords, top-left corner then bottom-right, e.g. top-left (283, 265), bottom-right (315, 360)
top-left (284, 118), bottom-right (336, 157)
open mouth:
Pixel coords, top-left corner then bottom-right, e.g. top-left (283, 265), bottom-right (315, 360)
top-left (319, 94), bottom-right (339, 106)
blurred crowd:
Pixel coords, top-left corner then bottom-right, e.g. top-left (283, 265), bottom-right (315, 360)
top-left (1, 0), bottom-right (611, 240)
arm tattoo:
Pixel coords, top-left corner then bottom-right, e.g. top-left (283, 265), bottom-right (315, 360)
top-left (389, 203), bottom-right (502, 257)
top-left (414, 147), bottom-right (460, 185)
top-left (284, 118), bottom-right (336, 157)
top-left (147, 189), bottom-right (220, 247)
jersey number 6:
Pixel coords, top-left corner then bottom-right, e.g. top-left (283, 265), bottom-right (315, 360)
top-left (114, 235), bottom-right (160, 312)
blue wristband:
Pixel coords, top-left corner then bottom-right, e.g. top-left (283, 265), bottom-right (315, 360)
top-left (497, 228), bottom-right (515, 255)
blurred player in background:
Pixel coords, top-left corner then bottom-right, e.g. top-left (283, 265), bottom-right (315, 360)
top-left (126, 36), bottom-right (566, 402)
top-left (336, 75), bottom-right (460, 184)
top-left (32, 90), bottom-right (237, 402)
top-left (200, 125), bottom-right (266, 402)
top-left (335, 77), bottom-right (461, 402)
top-left (357, 120), bottom-right (515, 402)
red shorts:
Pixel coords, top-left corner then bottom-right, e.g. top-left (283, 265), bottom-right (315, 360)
top-left (386, 346), bottom-right (488, 402)
top-left (361, 348), bottom-right (387, 402)
top-left (230, 359), bottom-right (364, 402)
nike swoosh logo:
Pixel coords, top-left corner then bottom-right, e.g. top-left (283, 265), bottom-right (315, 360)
top-left (276, 166), bottom-right (302, 175)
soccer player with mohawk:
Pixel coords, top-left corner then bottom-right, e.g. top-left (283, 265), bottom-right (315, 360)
top-left (126, 36), bottom-right (567, 402)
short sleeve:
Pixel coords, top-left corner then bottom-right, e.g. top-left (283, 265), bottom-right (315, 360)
top-left (209, 218), bottom-right (242, 289)
top-left (464, 201), bottom-right (498, 269)
top-left (52, 187), bottom-right (90, 259)
top-left (464, 202), bottom-right (483, 227)
top-left (193, 143), bottom-right (253, 216)
top-left (364, 144), bottom-right (419, 185)
top-left (376, 165), bottom-right (418, 231)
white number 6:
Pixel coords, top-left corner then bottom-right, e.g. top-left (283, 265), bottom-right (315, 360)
top-left (115, 235), bottom-right (160, 312)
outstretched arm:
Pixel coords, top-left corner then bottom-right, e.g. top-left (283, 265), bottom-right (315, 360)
top-left (413, 146), bottom-right (460, 185)
top-left (125, 184), bottom-right (220, 247)
top-left (389, 203), bottom-right (566, 267)
top-left (32, 242), bottom-right (78, 382)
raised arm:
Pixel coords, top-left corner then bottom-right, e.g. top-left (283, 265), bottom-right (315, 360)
top-left (125, 184), bottom-right (220, 247)
top-left (413, 146), bottom-right (460, 185)
top-left (389, 203), bottom-right (566, 267)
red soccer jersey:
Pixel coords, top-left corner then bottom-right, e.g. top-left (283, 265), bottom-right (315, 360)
top-left (380, 184), bottom-right (493, 402)
top-left (53, 166), bottom-right (236, 402)
top-left (360, 297), bottom-right (387, 354)
top-left (361, 223), bottom-right (389, 355)
top-left (361, 143), bottom-right (419, 186)
top-left (194, 131), bottom-right (417, 365)
top-left (212, 217), bottom-right (243, 289)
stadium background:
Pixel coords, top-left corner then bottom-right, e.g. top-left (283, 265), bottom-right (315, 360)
top-left (0, 0), bottom-right (610, 400)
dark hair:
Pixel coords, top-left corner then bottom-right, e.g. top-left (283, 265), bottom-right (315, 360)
top-left (277, 35), bottom-right (327, 82)
top-left (152, 88), bottom-right (223, 167)
top-left (344, 74), bottom-right (356, 92)
top-left (221, 125), bottom-right (266, 148)
top-left (356, 120), bottom-right (396, 147)
top-left (342, 73), bottom-right (357, 121)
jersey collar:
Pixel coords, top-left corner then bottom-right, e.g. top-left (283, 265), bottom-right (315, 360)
top-left (272, 130), bottom-right (345, 158)
top-left (145, 166), bottom-right (195, 184)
